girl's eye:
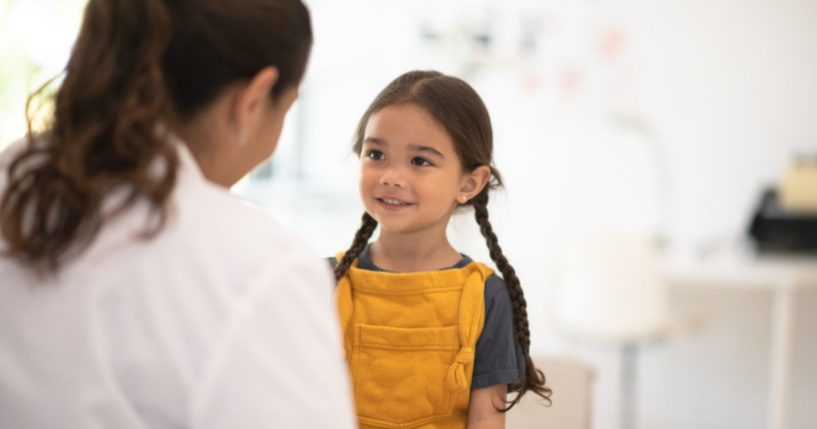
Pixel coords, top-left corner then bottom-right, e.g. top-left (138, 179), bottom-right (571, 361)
top-left (411, 157), bottom-right (432, 167)
top-left (365, 150), bottom-right (385, 161)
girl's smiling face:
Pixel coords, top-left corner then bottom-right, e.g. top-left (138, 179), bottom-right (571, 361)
top-left (359, 103), bottom-right (468, 236)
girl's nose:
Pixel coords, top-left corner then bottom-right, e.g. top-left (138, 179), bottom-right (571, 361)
top-left (379, 167), bottom-right (407, 188)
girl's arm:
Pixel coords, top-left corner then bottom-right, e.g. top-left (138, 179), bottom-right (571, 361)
top-left (467, 383), bottom-right (508, 429)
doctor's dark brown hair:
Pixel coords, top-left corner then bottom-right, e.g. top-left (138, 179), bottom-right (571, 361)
top-left (333, 70), bottom-right (552, 410)
top-left (0, 0), bottom-right (312, 273)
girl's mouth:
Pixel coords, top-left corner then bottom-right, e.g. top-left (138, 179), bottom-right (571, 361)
top-left (376, 197), bottom-right (414, 209)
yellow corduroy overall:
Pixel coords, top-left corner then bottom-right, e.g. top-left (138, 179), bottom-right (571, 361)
top-left (335, 255), bottom-right (494, 429)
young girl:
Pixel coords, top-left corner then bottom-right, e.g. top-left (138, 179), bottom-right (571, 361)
top-left (333, 70), bottom-right (552, 428)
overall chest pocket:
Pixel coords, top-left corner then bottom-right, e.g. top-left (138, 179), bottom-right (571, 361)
top-left (352, 324), bottom-right (460, 428)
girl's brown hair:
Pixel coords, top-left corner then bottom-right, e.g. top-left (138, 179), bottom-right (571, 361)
top-left (0, 0), bottom-right (312, 273)
top-left (334, 70), bottom-right (552, 410)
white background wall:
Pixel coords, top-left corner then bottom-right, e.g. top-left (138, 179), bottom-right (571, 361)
top-left (574, 2), bottom-right (817, 428)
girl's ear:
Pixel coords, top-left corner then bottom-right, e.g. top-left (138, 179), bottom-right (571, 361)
top-left (457, 165), bottom-right (492, 204)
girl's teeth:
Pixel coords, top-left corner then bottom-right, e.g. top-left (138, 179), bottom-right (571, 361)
top-left (383, 198), bottom-right (405, 205)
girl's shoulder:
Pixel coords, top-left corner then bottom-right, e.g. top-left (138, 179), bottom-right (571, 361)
top-left (463, 258), bottom-right (506, 298)
top-left (483, 272), bottom-right (507, 302)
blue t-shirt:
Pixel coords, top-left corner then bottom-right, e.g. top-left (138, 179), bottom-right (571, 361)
top-left (330, 246), bottom-right (525, 390)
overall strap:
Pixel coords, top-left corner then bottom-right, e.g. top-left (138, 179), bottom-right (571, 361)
top-left (445, 263), bottom-right (493, 392)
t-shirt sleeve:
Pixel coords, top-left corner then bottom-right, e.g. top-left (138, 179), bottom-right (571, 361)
top-left (188, 252), bottom-right (356, 428)
top-left (471, 274), bottom-right (525, 391)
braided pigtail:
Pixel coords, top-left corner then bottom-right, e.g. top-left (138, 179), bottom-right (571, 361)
top-left (334, 212), bottom-right (378, 281)
top-left (472, 191), bottom-right (552, 410)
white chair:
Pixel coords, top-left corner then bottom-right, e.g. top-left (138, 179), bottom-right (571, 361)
top-left (507, 356), bottom-right (594, 429)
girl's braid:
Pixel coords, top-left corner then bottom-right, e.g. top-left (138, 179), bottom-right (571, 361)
top-left (334, 212), bottom-right (378, 281)
top-left (472, 191), bottom-right (552, 408)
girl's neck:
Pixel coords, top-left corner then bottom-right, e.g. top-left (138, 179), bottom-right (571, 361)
top-left (370, 233), bottom-right (462, 273)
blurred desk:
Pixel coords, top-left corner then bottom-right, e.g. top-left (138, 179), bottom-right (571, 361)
top-left (663, 244), bottom-right (817, 429)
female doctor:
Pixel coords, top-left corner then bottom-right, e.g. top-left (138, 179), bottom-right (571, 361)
top-left (0, 1), bottom-right (355, 428)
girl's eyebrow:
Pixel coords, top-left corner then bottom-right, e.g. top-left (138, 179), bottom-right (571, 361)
top-left (363, 137), bottom-right (444, 158)
top-left (363, 137), bottom-right (385, 145)
top-left (408, 144), bottom-right (444, 158)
